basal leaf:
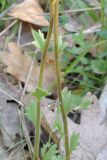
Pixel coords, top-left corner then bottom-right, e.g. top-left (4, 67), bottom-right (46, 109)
top-left (70, 132), bottom-right (79, 153)
top-left (91, 59), bottom-right (107, 74)
top-left (41, 143), bottom-right (59, 160)
top-left (25, 101), bottom-right (43, 126)
top-left (62, 87), bottom-right (82, 113)
top-left (54, 117), bottom-right (63, 136)
top-left (32, 88), bottom-right (49, 100)
top-left (79, 98), bottom-right (92, 109)
top-left (25, 101), bottom-right (37, 125)
top-left (32, 29), bottom-right (45, 50)
top-left (97, 30), bottom-right (107, 40)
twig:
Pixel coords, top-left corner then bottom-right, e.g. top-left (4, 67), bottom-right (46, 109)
top-left (17, 21), bottom-right (22, 45)
top-left (64, 6), bottom-right (101, 14)
top-left (0, 87), bottom-right (24, 106)
top-left (8, 142), bottom-right (27, 160)
top-left (20, 59), bottom-right (35, 102)
top-left (0, 115), bottom-right (14, 141)
top-left (80, 143), bottom-right (97, 158)
top-left (0, 20), bottom-right (17, 37)
top-left (80, 24), bottom-right (101, 34)
top-left (18, 109), bottom-right (34, 157)
top-left (0, 139), bottom-right (26, 154)
top-left (20, 42), bottom-right (34, 47)
top-left (0, 17), bottom-right (15, 20)
top-left (0, 81), bottom-right (33, 156)
top-left (18, 60), bottom-right (35, 157)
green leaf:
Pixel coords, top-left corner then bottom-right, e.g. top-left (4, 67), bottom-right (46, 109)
top-left (25, 101), bottom-right (43, 126)
top-left (1, 0), bottom-right (6, 10)
top-left (80, 57), bottom-right (89, 65)
top-left (51, 155), bottom-right (64, 160)
top-left (62, 87), bottom-right (82, 113)
top-left (62, 87), bottom-right (92, 113)
top-left (32, 29), bottom-right (45, 50)
top-left (54, 117), bottom-right (63, 136)
top-left (97, 51), bottom-right (107, 58)
top-left (59, 15), bottom-right (69, 26)
top-left (65, 50), bottom-right (91, 74)
top-left (97, 30), bottom-right (107, 39)
top-left (70, 132), bottom-right (79, 153)
top-left (25, 101), bottom-right (37, 125)
top-left (0, 0), bottom-right (16, 12)
top-left (72, 32), bottom-right (84, 46)
top-left (32, 88), bottom-right (49, 100)
top-left (58, 35), bottom-right (66, 53)
top-left (41, 143), bottom-right (59, 160)
top-left (91, 59), bottom-right (107, 74)
top-left (41, 143), bottom-right (50, 158)
top-left (79, 98), bottom-right (92, 109)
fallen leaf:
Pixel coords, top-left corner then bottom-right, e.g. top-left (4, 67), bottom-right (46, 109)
top-left (0, 89), bottom-right (21, 147)
top-left (0, 80), bottom-right (33, 149)
top-left (8, 0), bottom-right (49, 27)
top-left (2, 42), bottom-right (56, 92)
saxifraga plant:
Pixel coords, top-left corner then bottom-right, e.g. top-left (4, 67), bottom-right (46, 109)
top-left (32, 0), bottom-right (70, 160)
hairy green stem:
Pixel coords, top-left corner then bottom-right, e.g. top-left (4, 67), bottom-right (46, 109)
top-left (53, 1), bottom-right (70, 160)
top-left (33, 2), bottom-right (54, 160)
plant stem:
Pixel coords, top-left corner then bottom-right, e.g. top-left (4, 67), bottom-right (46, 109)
top-left (53, 1), bottom-right (70, 160)
top-left (101, 0), bottom-right (105, 30)
top-left (33, 2), bottom-right (54, 160)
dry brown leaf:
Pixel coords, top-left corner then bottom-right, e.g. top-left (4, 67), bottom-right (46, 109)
top-left (2, 42), bottom-right (56, 92)
top-left (8, 0), bottom-right (49, 27)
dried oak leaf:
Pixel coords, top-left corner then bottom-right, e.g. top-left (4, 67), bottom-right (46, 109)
top-left (8, 0), bottom-right (49, 27)
top-left (2, 42), bottom-right (56, 92)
